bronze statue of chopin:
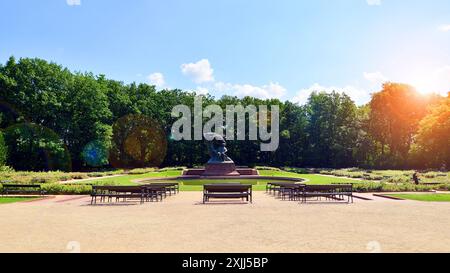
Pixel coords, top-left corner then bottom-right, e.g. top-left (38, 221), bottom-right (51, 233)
top-left (204, 132), bottom-right (233, 163)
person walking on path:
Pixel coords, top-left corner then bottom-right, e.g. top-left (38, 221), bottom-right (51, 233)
top-left (413, 172), bottom-right (420, 185)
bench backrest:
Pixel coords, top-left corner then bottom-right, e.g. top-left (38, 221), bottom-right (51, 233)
top-left (304, 184), bottom-right (352, 192)
top-left (204, 184), bottom-right (252, 193)
top-left (93, 186), bottom-right (143, 193)
top-left (269, 182), bottom-right (301, 187)
top-left (143, 183), bottom-right (178, 187)
top-left (2, 184), bottom-right (41, 189)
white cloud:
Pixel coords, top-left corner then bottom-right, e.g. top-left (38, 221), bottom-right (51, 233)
top-left (66, 0), bottom-right (81, 6)
top-left (292, 83), bottom-right (371, 105)
top-left (364, 71), bottom-right (388, 84)
top-left (364, 71), bottom-right (388, 90)
top-left (366, 0), bottom-right (381, 6)
top-left (181, 59), bottom-right (214, 84)
top-left (147, 72), bottom-right (165, 87)
top-left (438, 25), bottom-right (450, 32)
top-left (213, 81), bottom-right (287, 99)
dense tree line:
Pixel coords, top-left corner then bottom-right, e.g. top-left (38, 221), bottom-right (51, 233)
top-left (0, 57), bottom-right (448, 171)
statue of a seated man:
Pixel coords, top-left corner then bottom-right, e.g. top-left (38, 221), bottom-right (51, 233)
top-left (204, 132), bottom-right (233, 163)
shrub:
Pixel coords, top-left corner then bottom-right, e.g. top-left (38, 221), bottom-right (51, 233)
top-left (256, 166), bottom-right (281, 171)
top-left (353, 182), bottom-right (436, 192)
top-left (42, 183), bottom-right (92, 195)
top-left (0, 165), bottom-right (14, 172)
top-left (353, 182), bottom-right (384, 192)
top-left (70, 173), bottom-right (88, 180)
top-left (58, 175), bottom-right (71, 181)
top-left (31, 177), bottom-right (52, 183)
top-left (282, 167), bottom-right (309, 174)
top-left (87, 172), bottom-right (105, 178)
top-left (128, 168), bottom-right (156, 175)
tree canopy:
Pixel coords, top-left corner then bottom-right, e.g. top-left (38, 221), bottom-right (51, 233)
top-left (0, 56), bottom-right (448, 171)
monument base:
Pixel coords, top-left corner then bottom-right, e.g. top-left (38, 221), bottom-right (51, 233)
top-left (203, 162), bottom-right (240, 176)
top-left (182, 165), bottom-right (259, 177)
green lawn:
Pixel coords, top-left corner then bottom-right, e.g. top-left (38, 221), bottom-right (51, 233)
top-left (79, 169), bottom-right (360, 191)
top-left (0, 197), bottom-right (38, 204)
top-left (258, 170), bottom-right (361, 184)
top-left (387, 194), bottom-right (450, 202)
top-left (82, 170), bottom-right (182, 186)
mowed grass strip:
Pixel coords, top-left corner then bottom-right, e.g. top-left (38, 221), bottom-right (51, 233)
top-left (0, 197), bottom-right (39, 204)
top-left (387, 194), bottom-right (450, 202)
top-left (258, 170), bottom-right (361, 184)
top-left (80, 170), bottom-right (183, 186)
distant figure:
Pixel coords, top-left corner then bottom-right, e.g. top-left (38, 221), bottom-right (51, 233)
top-left (413, 172), bottom-right (420, 185)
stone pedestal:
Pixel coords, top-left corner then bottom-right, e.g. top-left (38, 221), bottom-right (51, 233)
top-left (202, 162), bottom-right (240, 176)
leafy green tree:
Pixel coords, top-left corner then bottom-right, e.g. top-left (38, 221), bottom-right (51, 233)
top-left (368, 83), bottom-right (440, 167)
top-left (411, 94), bottom-right (450, 168)
top-left (0, 131), bottom-right (7, 166)
top-left (110, 114), bottom-right (167, 168)
top-left (61, 72), bottom-right (112, 169)
top-left (305, 91), bottom-right (359, 167)
top-left (3, 123), bottom-right (71, 171)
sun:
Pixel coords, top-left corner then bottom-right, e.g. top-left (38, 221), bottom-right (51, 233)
top-left (410, 78), bottom-right (439, 95)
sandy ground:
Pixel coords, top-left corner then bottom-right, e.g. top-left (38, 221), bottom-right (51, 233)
top-left (1, 192), bottom-right (450, 253)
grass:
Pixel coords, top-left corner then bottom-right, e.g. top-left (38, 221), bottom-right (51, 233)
top-left (0, 197), bottom-right (39, 204)
top-left (259, 170), bottom-right (361, 184)
top-left (70, 169), bottom-right (364, 192)
top-left (387, 194), bottom-right (450, 202)
top-left (82, 170), bottom-right (182, 186)
top-left (92, 169), bottom-right (360, 191)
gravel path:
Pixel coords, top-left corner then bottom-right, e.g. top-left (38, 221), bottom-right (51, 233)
top-left (1, 192), bottom-right (450, 253)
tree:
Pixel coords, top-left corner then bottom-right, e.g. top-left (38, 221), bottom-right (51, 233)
top-left (3, 123), bottom-right (71, 171)
top-left (305, 91), bottom-right (359, 167)
top-left (0, 131), bottom-right (7, 166)
top-left (411, 94), bottom-right (450, 168)
top-left (368, 83), bottom-right (440, 167)
top-left (109, 114), bottom-right (167, 168)
top-left (61, 73), bottom-right (112, 169)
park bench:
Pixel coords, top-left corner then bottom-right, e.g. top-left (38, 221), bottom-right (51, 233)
top-left (141, 183), bottom-right (178, 201)
top-left (203, 184), bottom-right (252, 204)
top-left (90, 186), bottom-right (147, 205)
top-left (297, 184), bottom-right (353, 203)
top-left (143, 182), bottom-right (179, 196)
top-left (266, 182), bottom-right (303, 197)
top-left (1, 184), bottom-right (46, 196)
top-left (277, 184), bottom-right (305, 201)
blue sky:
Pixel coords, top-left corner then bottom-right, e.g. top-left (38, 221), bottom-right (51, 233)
top-left (1, 0), bottom-right (449, 105)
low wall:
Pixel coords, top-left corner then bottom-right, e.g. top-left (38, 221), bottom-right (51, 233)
top-left (182, 168), bottom-right (259, 176)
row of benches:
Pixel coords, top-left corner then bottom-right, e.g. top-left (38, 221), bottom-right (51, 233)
top-left (1, 182), bottom-right (352, 204)
top-left (90, 183), bottom-right (179, 205)
top-left (267, 182), bottom-right (354, 203)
